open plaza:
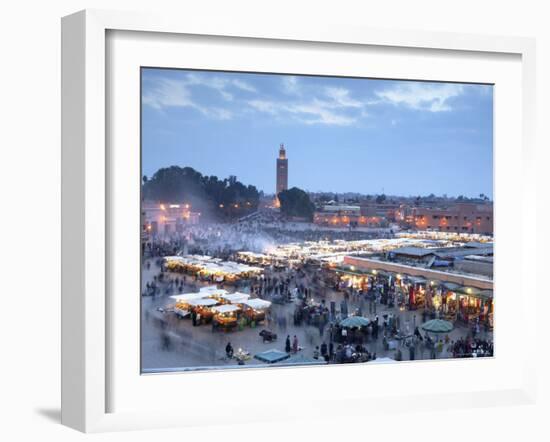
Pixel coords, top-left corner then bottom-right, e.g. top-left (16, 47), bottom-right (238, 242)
top-left (141, 222), bottom-right (494, 372)
top-left (139, 74), bottom-right (494, 373)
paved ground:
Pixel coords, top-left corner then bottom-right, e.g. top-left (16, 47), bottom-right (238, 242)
top-left (141, 258), bottom-right (493, 372)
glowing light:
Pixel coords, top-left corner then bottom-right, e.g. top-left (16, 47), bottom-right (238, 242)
top-left (160, 204), bottom-right (166, 211)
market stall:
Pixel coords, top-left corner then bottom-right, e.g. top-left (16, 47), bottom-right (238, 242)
top-left (478, 289), bottom-right (494, 328)
top-left (439, 282), bottom-right (462, 319)
top-left (407, 275), bottom-right (427, 309)
top-left (164, 255), bottom-right (262, 283)
top-left (169, 292), bottom-right (210, 318)
top-left (436, 282), bottom-right (492, 324)
top-left (219, 292), bottom-right (250, 304)
top-left (211, 304), bottom-right (241, 331)
top-left (336, 316), bottom-right (370, 344)
top-left (242, 298), bottom-right (272, 323)
top-left (187, 298), bottom-right (219, 324)
top-left (454, 286), bottom-right (493, 324)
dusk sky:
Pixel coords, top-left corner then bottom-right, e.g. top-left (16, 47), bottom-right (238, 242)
top-left (142, 68), bottom-right (493, 198)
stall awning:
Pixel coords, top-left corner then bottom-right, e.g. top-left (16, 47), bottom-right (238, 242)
top-left (211, 304), bottom-right (240, 314)
top-left (442, 281), bottom-right (463, 291)
top-left (340, 316), bottom-right (370, 328)
top-left (221, 292), bottom-right (250, 303)
top-left (406, 276), bottom-right (427, 284)
top-left (243, 299), bottom-right (272, 310)
top-left (170, 292), bottom-right (209, 302)
top-left (478, 289), bottom-right (494, 300)
top-left (455, 286), bottom-right (482, 297)
top-left (187, 298), bottom-right (218, 307)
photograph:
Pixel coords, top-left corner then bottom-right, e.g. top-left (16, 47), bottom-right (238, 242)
top-left (140, 68), bottom-right (494, 373)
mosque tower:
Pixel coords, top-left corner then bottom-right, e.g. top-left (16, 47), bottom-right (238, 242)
top-left (276, 143), bottom-right (288, 195)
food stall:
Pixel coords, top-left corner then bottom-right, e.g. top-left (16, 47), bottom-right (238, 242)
top-left (164, 255), bottom-right (262, 283)
top-left (455, 286), bottom-right (492, 324)
top-left (211, 304), bottom-right (241, 331)
top-left (169, 292), bottom-right (210, 318)
top-left (440, 282), bottom-right (461, 319)
top-left (242, 298), bottom-right (272, 323)
top-left (437, 283), bottom-right (493, 324)
top-left (187, 298), bottom-right (219, 324)
top-left (478, 289), bottom-right (494, 328)
top-left (219, 292), bottom-right (250, 304)
top-left (406, 275), bottom-right (427, 310)
top-left (424, 279), bottom-right (441, 311)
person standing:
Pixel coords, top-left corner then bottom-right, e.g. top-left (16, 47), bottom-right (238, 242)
top-left (313, 346), bottom-right (320, 360)
top-left (285, 335), bottom-right (291, 353)
top-left (409, 343), bottom-right (415, 361)
top-left (320, 342), bottom-right (328, 359)
top-left (225, 342), bottom-right (234, 359)
top-left (292, 335), bottom-right (298, 353)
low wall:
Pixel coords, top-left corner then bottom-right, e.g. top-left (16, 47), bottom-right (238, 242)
top-left (342, 256), bottom-right (493, 290)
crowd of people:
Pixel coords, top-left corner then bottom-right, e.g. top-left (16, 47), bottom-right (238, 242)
top-left (142, 223), bottom-right (493, 368)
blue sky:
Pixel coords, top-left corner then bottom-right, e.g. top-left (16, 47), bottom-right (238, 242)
top-left (142, 68), bottom-right (493, 198)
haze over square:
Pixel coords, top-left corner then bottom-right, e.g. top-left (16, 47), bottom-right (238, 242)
top-left (141, 69), bottom-right (493, 198)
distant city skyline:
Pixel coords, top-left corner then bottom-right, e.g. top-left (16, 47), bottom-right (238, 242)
top-left (142, 68), bottom-right (493, 198)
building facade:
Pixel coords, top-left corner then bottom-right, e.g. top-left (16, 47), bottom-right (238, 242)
top-left (313, 204), bottom-right (386, 227)
top-left (409, 203), bottom-right (493, 235)
top-left (142, 201), bottom-right (201, 237)
top-left (276, 143), bottom-right (288, 195)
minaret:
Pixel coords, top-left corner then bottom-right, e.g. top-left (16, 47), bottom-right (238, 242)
top-left (276, 143), bottom-right (288, 195)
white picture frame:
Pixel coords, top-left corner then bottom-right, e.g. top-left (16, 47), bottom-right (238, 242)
top-left (61, 9), bottom-right (537, 433)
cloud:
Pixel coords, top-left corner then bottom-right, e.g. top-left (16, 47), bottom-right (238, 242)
top-left (142, 78), bottom-right (194, 110)
top-left (281, 76), bottom-right (300, 95)
top-left (231, 79), bottom-right (257, 93)
top-left (185, 73), bottom-right (256, 100)
top-left (323, 87), bottom-right (363, 108)
top-left (248, 84), bottom-right (368, 126)
top-left (143, 77), bottom-right (233, 120)
top-left (144, 72), bottom-right (371, 126)
top-left (291, 102), bottom-right (357, 125)
top-left (374, 82), bottom-right (464, 112)
top-left (248, 96), bottom-right (359, 126)
top-left (248, 100), bottom-right (280, 115)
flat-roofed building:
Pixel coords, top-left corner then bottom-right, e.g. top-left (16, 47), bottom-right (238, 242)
top-left (313, 204), bottom-right (386, 227)
top-left (411, 202), bottom-right (493, 235)
top-left (142, 201), bottom-right (201, 236)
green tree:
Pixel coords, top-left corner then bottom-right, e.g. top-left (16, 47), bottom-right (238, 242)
top-left (142, 165), bottom-right (259, 219)
top-left (376, 194), bottom-right (387, 204)
top-left (278, 187), bottom-right (315, 221)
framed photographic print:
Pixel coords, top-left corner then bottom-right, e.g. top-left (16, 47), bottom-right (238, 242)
top-left (61, 9), bottom-right (537, 432)
top-left (139, 67), bottom-right (495, 373)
